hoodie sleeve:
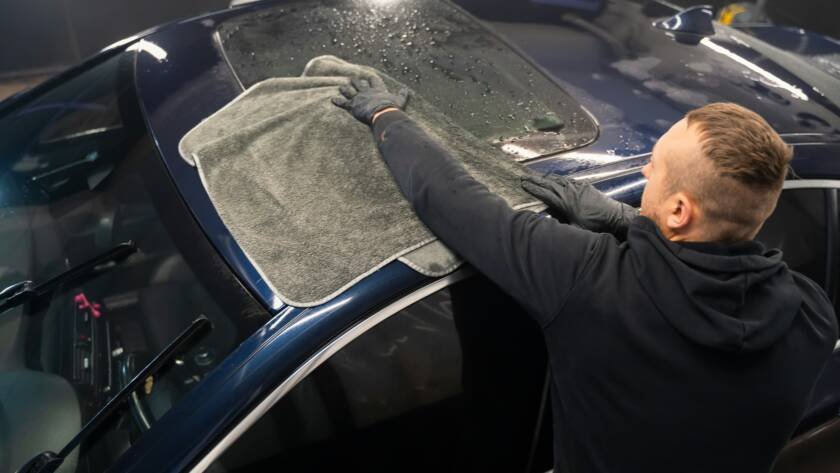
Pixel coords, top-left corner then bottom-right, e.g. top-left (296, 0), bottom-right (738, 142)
top-left (372, 110), bottom-right (603, 326)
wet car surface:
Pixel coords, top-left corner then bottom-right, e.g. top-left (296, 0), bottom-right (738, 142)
top-left (1, 0), bottom-right (840, 471)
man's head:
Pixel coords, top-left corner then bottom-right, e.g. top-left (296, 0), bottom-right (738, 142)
top-left (640, 103), bottom-right (793, 242)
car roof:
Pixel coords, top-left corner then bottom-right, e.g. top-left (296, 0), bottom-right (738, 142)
top-left (128, 0), bottom-right (840, 313)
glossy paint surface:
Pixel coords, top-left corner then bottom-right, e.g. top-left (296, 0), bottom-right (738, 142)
top-left (487, 0), bottom-right (840, 177)
top-left (739, 25), bottom-right (840, 82)
top-left (25, 0), bottom-right (839, 470)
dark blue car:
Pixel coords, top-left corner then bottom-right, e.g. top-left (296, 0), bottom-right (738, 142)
top-left (1, 0), bottom-right (839, 472)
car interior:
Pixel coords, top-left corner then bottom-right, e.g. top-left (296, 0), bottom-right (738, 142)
top-left (0, 53), bottom-right (265, 473)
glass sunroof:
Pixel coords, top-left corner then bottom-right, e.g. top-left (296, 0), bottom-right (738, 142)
top-left (217, 0), bottom-right (597, 160)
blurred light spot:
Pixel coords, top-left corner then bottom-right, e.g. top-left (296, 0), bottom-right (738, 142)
top-left (271, 294), bottom-right (285, 311)
top-left (500, 143), bottom-right (541, 160)
top-left (561, 151), bottom-right (624, 164)
top-left (700, 38), bottom-right (807, 101)
top-left (128, 40), bottom-right (168, 62)
top-left (605, 178), bottom-right (647, 197)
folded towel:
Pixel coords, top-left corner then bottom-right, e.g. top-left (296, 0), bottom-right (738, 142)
top-left (179, 55), bottom-right (542, 307)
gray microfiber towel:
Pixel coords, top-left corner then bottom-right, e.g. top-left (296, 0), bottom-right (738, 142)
top-left (179, 55), bottom-right (543, 307)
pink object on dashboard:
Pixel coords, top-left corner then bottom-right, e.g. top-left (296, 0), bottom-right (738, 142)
top-left (74, 293), bottom-right (102, 319)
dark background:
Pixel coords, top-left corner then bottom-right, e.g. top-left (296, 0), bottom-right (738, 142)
top-left (0, 0), bottom-right (229, 76)
top-left (677, 0), bottom-right (840, 40)
top-left (0, 0), bottom-right (838, 98)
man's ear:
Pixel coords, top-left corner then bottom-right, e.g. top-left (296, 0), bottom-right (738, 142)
top-left (665, 192), bottom-right (695, 231)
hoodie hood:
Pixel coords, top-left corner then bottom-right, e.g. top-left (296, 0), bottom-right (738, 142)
top-left (629, 217), bottom-right (802, 353)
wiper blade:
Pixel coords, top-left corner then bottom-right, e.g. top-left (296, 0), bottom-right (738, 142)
top-left (16, 315), bottom-right (213, 473)
top-left (0, 241), bottom-right (136, 315)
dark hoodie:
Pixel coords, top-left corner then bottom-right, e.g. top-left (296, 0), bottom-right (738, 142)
top-left (373, 111), bottom-right (838, 473)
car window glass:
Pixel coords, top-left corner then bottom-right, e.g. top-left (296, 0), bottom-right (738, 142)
top-left (217, 0), bottom-right (598, 157)
top-left (756, 188), bottom-right (828, 289)
top-left (0, 53), bottom-right (268, 472)
top-left (212, 276), bottom-right (552, 473)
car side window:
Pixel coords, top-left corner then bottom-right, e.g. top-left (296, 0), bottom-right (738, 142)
top-left (211, 276), bottom-right (551, 473)
top-left (755, 187), bottom-right (839, 313)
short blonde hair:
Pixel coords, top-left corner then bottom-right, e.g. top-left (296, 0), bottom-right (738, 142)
top-left (682, 103), bottom-right (793, 241)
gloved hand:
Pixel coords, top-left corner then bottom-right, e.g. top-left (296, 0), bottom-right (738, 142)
top-left (331, 76), bottom-right (409, 125)
top-left (521, 174), bottom-right (639, 239)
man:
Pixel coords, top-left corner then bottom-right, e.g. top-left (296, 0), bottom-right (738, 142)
top-left (333, 79), bottom-right (838, 472)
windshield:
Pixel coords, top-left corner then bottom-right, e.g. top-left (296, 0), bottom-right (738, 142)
top-left (0, 52), bottom-right (268, 472)
top-left (218, 0), bottom-right (598, 159)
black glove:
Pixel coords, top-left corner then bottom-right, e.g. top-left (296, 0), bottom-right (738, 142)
top-left (521, 174), bottom-right (639, 239)
top-left (331, 76), bottom-right (409, 124)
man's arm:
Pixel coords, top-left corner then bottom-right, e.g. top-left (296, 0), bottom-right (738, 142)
top-left (370, 110), bottom-right (604, 325)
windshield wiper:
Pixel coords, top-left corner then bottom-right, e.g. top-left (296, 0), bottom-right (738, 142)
top-left (16, 315), bottom-right (213, 473)
top-left (0, 241), bottom-right (136, 315)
